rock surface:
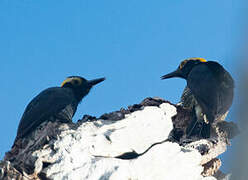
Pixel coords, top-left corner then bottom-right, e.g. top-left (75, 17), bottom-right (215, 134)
top-left (0, 97), bottom-right (239, 180)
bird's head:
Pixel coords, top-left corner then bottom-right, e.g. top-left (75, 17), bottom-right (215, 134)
top-left (61, 76), bottom-right (105, 102)
top-left (161, 58), bottom-right (207, 80)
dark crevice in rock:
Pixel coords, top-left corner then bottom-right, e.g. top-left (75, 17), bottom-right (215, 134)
top-left (115, 138), bottom-right (170, 160)
top-left (99, 167), bottom-right (119, 180)
top-left (38, 172), bottom-right (53, 180)
top-left (202, 158), bottom-right (221, 177)
top-left (195, 144), bottom-right (210, 155)
top-left (170, 105), bottom-right (193, 142)
top-left (114, 150), bottom-right (139, 160)
top-left (42, 162), bottom-right (52, 169)
top-left (104, 134), bottom-right (111, 142)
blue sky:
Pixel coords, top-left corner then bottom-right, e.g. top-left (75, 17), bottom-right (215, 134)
top-left (0, 0), bottom-right (246, 173)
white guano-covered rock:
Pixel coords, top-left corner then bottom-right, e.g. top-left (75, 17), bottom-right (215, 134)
top-left (36, 103), bottom-right (215, 180)
top-left (4, 96), bottom-right (238, 180)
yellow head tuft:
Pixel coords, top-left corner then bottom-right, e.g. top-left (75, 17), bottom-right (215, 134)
top-left (179, 57), bottom-right (207, 69)
top-left (186, 57), bottom-right (207, 62)
top-left (61, 77), bottom-right (82, 87)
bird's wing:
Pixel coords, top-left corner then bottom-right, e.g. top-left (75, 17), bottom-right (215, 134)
top-left (187, 64), bottom-right (219, 122)
top-left (16, 87), bottom-right (76, 139)
top-left (205, 61), bottom-right (234, 115)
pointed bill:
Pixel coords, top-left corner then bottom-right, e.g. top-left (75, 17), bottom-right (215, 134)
top-left (88, 77), bottom-right (106, 86)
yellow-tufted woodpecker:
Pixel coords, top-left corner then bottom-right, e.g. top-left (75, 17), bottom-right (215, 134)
top-left (161, 58), bottom-right (234, 138)
top-left (15, 76), bottom-right (105, 140)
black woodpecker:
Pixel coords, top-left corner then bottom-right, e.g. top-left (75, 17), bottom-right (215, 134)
top-left (15, 76), bottom-right (105, 140)
top-left (161, 58), bottom-right (234, 138)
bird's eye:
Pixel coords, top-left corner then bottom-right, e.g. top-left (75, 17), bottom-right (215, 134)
top-left (73, 80), bottom-right (80, 85)
top-left (179, 60), bottom-right (188, 69)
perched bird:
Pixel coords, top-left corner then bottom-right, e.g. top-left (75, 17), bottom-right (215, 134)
top-left (161, 58), bottom-right (234, 138)
top-left (15, 76), bottom-right (105, 140)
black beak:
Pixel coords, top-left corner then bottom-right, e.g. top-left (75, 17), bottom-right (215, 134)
top-left (161, 69), bottom-right (182, 80)
top-left (88, 77), bottom-right (106, 86)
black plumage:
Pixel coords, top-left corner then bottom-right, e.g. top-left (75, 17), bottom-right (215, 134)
top-left (161, 58), bottom-right (234, 138)
top-left (15, 76), bottom-right (105, 140)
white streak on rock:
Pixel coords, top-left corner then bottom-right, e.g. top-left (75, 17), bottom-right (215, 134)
top-left (39, 103), bottom-right (215, 180)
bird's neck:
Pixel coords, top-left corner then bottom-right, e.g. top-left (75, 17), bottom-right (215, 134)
top-left (72, 88), bottom-right (89, 104)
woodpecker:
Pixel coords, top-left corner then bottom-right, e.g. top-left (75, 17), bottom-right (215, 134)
top-left (161, 58), bottom-right (234, 138)
top-left (15, 76), bottom-right (105, 140)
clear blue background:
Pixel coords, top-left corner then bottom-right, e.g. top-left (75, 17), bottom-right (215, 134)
top-left (0, 0), bottom-right (246, 173)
